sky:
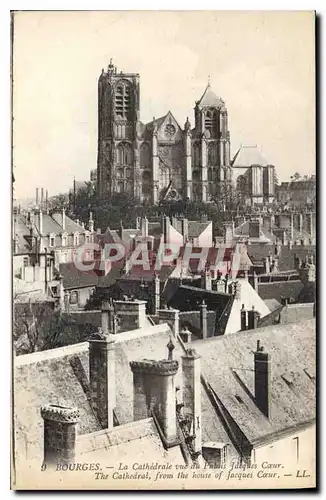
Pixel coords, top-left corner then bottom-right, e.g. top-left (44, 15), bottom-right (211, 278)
top-left (12, 10), bottom-right (315, 200)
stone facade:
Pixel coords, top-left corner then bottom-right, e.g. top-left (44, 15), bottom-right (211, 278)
top-left (97, 60), bottom-right (232, 203)
top-left (88, 332), bottom-right (116, 429)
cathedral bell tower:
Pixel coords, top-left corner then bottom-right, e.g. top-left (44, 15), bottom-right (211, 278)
top-left (97, 59), bottom-right (140, 198)
top-left (193, 82), bottom-right (231, 202)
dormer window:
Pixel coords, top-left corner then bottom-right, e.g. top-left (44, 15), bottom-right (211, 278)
top-left (73, 232), bottom-right (79, 246)
top-left (85, 234), bottom-right (90, 244)
top-left (49, 234), bottom-right (55, 247)
top-left (62, 234), bottom-right (67, 247)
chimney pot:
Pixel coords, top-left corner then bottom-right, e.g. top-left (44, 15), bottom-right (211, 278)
top-left (181, 349), bottom-right (202, 454)
top-left (254, 342), bottom-right (270, 418)
top-left (40, 404), bottom-right (80, 466)
top-left (130, 359), bottom-right (179, 445)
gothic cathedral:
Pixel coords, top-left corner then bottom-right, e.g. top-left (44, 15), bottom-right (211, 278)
top-left (97, 60), bottom-right (234, 204)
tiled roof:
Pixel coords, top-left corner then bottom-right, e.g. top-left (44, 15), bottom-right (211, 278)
top-left (59, 262), bottom-right (99, 289)
top-left (197, 84), bottom-right (225, 108)
top-left (172, 220), bottom-right (211, 238)
top-left (247, 244), bottom-right (316, 272)
top-left (179, 310), bottom-right (217, 339)
top-left (194, 319), bottom-right (316, 446)
top-left (33, 213), bottom-right (62, 235)
top-left (52, 213), bottom-right (85, 233)
top-left (13, 323), bottom-right (179, 465)
top-left (231, 145), bottom-right (270, 167)
top-left (234, 221), bottom-right (276, 244)
top-left (77, 418), bottom-right (184, 465)
top-left (258, 280), bottom-right (304, 303)
top-left (13, 215), bottom-right (31, 253)
top-left (264, 298), bottom-right (281, 312)
top-left (279, 303), bottom-right (314, 324)
top-left (168, 284), bottom-right (232, 335)
top-left (14, 317), bottom-right (315, 467)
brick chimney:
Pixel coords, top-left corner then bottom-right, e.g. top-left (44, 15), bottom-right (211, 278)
top-left (163, 215), bottom-right (171, 243)
top-left (40, 404), bottom-right (80, 466)
top-left (181, 348), bottom-right (202, 454)
top-left (88, 331), bottom-right (116, 429)
top-left (154, 273), bottom-right (160, 314)
top-left (158, 307), bottom-right (180, 336)
top-left (89, 211), bottom-right (94, 232)
top-left (223, 222), bottom-right (234, 245)
top-left (114, 299), bottom-right (147, 332)
top-left (101, 300), bottom-right (116, 334)
top-left (141, 216), bottom-right (149, 237)
top-left (199, 300), bottom-right (207, 339)
top-left (247, 306), bottom-right (259, 330)
top-left (249, 220), bottom-right (260, 238)
top-left (240, 304), bottom-right (247, 331)
top-left (264, 256), bottom-right (270, 274)
top-left (299, 262), bottom-right (316, 284)
top-left (62, 208), bottom-right (66, 231)
top-left (130, 341), bottom-right (179, 446)
top-left (254, 340), bottom-right (271, 418)
top-left (181, 218), bottom-right (189, 244)
top-left (201, 269), bottom-right (212, 291)
top-left (39, 209), bottom-right (43, 236)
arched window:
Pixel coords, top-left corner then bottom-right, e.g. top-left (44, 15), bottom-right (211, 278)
top-left (192, 183), bottom-right (201, 202)
top-left (115, 81), bottom-right (132, 119)
top-left (126, 179), bottom-right (133, 194)
top-left (192, 169), bottom-right (201, 181)
top-left (208, 168), bottom-right (213, 182)
top-left (159, 166), bottom-right (170, 189)
top-left (205, 109), bottom-right (218, 138)
top-left (142, 171), bottom-right (152, 195)
top-left (117, 143), bottom-right (133, 166)
top-left (117, 181), bottom-right (124, 194)
top-left (208, 144), bottom-right (217, 166)
top-left (192, 142), bottom-right (200, 167)
top-left (124, 145), bottom-right (133, 165)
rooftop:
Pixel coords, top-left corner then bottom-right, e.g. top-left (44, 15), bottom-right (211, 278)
top-left (231, 145), bottom-right (270, 167)
top-left (196, 84), bottom-right (225, 108)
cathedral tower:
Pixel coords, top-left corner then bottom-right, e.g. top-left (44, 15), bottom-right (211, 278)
top-left (97, 60), bottom-right (140, 198)
top-left (192, 83), bottom-right (232, 202)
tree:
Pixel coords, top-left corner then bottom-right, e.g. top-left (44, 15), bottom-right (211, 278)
top-left (13, 299), bottom-right (98, 355)
top-left (48, 192), bottom-right (69, 212)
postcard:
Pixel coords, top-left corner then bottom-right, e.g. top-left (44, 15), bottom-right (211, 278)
top-left (12, 10), bottom-right (316, 490)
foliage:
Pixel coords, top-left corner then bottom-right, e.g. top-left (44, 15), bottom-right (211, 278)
top-left (13, 300), bottom-right (98, 355)
top-left (47, 192), bottom-right (70, 211)
top-left (68, 184), bottom-right (244, 235)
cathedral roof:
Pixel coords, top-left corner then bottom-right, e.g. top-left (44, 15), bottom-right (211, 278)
top-left (231, 145), bottom-right (270, 167)
top-left (196, 83), bottom-right (225, 108)
top-left (144, 114), bottom-right (167, 129)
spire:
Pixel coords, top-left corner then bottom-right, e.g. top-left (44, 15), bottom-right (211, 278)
top-left (196, 82), bottom-right (224, 108)
top-left (207, 75), bottom-right (211, 88)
